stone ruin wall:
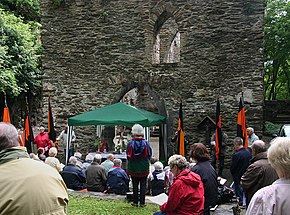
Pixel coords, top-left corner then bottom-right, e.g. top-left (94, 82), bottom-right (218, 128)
top-left (40, 0), bottom-right (265, 163)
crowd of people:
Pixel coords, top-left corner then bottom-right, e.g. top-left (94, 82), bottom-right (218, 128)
top-left (0, 122), bottom-right (290, 215)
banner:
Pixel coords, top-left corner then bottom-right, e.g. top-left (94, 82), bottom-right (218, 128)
top-left (215, 98), bottom-right (222, 160)
top-left (237, 96), bottom-right (248, 148)
top-left (177, 102), bottom-right (185, 156)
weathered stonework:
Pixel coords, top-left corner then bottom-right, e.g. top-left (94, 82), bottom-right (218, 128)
top-left (40, 0), bottom-right (265, 159)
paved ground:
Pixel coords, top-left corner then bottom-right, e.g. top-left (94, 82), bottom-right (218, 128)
top-left (69, 190), bottom-right (246, 214)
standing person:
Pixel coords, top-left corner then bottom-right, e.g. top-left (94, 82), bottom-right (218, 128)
top-left (241, 140), bottom-right (278, 206)
top-left (247, 127), bottom-right (259, 148)
top-left (0, 122), bottom-right (68, 215)
top-left (126, 124), bottom-right (152, 207)
top-left (210, 131), bottom-right (228, 177)
top-left (34, 126), bottom-right (52, 157)
top-left (57, 126), bottom-right (76, 159)
top-left (190, 143), bottom-right (218, 215)
top-left (101, 153), bottom-right (115, 174)
top-left (107, 158), bottom-right (130, 195)
top-left (153, 155), bottom-right (204, 215)
top-left (246, 137), bottom-right (290, 214)
top-left (230, 137), bottom-right (252, 206)
top-left (85, 154), bottom-right (107, 192)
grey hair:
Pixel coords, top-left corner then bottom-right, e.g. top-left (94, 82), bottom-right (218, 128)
top-left (268, 137), bottom-right (290, 179)
top-left (94, 154), bottom-right (102, 163)
top-left (69, 156), bottom-right (78, 166)
top-left (234, 137), bottom-right (243, 146)
top-left (168, 154), bottom-right (187, 171)
top-left (153, 161), bottom-right (164, 171)
top-left (247, 127), bottom-right (254, 133)
top-left (74, 152), bottom-right (82, 159)
top-left (0, 122), bottom-right (19, 151)
top-left (85, 154), bottom-right (94, 162)
top-left (131, 124), bottom-right (144, 136)
top-left (49, 147), bottom-right (58, 157)
top-left (113, 158), bottom-right (122, 166)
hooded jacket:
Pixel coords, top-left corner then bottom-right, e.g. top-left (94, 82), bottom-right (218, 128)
top-left (160, 169), bottom-right (204, 215)
top-left (0, 146), bottom-right (68, 215)
top-left (126, 138), bottom-right (152, 177)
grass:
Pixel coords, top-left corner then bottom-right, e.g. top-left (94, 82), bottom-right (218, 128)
top-left (68, 193), bottom-right (159, 215)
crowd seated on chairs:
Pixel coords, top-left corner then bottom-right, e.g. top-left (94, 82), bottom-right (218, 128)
top-left (107, 158), bottom-right (129, 195)
top-left (61, 156), bottom-right (86, 190)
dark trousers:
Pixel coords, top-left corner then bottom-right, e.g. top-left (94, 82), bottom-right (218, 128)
top-left (211, 155), bottom-right (225, 177)
top-left (153, 212), bottom-right (166, 215)
top-left (233, 181), bottom-right (243, 205)
top-left (132, 176), bottom-right (147, 205)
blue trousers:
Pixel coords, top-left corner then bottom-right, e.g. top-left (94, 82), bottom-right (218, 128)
top-left (233, 181), bottom-right (243, 205)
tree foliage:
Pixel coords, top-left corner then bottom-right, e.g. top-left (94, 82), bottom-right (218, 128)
top-left (0, 0), bottom-right (40, 22)
top-left (264, 0), bottom-right (290, 100)
top-left (0, 7), bottom-right (41, 97)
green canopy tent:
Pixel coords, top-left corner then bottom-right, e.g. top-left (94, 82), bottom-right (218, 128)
top-left (68, 102), bottom-right (166, 127)
top-left (66, 102), bottom-right (167, 163)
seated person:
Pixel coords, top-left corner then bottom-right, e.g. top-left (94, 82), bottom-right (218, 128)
top-left (101, 153), bottom-right (114, 174)
top-left (154, 155), bottom-right (204, 215)
top-left (45, 147), bottom-right (64, 172)
top-left (82, 154), bottom-right (94, 175)
top-left (107, 159), bottom-right (129, 195)
top-left (62, 156), bottom-right (86, 190)
top-left (86, 154), bottom-right (107, 192)
top-left (74, 152), bottom-right (83, 168)
top-left (150, 161), bottom-right (165, 196)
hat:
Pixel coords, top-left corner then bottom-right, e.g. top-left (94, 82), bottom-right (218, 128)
top-left (132, 124), bottom-right (144, 136)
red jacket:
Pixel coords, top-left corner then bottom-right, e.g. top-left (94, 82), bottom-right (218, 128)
top-left (34, 132), bottom-right (52, 151)
top-left (160, 169), bottom-right (204, 215)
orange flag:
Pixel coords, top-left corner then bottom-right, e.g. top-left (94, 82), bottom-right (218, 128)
top-left (177, 102), bottom-right (185, 156)
top-left (2, 94), bottom-right (11, 123)
top-left (237, 96), bottom-right (248, 148)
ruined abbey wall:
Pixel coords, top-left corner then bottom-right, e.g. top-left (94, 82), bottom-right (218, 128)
top-left (40, 0), bottom-right (265, 158)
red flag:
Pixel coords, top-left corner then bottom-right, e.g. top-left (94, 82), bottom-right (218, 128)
top-left (177, 102), bottom-right (185, 156)
top-left (48, 98), bottom-right (56, 143)
top-left (22, 111), bottom-right (34, 153)
top-left (237, 96), bottom-right (248, 148)
top-left (2, 94), bottom-right (11, 123)
top-left (215, 98), bottom-right (222, 160)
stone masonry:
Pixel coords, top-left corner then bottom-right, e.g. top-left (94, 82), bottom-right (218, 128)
top-left (40, 0), bottom-right (265, 160)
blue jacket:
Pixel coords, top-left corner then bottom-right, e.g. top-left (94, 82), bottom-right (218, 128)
top-left (230, 148), bottom-right (252, 182)
top-left (107, 166), bottom-right (129, 195)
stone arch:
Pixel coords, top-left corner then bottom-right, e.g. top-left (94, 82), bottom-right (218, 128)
top-left (111, 81), bottom-right (169, 160)
top-left (148, 2), bottom-right (185, 65)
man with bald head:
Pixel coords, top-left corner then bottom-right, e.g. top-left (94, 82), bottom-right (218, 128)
top-left (241, 140), bottom-right (278, 206)
top-left (0, 122), bottom-right (68, 215)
